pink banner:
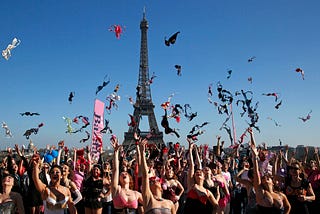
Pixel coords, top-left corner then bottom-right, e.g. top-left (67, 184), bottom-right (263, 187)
top-left (91, 99), bottom-right (105, 162)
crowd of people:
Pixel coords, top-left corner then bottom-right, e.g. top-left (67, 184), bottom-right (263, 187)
top-left (0, 128), bottom-right (319, 214)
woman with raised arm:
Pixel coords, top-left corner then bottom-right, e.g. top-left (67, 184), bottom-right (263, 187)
top-left (235, 166), bottom-right (257, 214)
top-left (184, 138), bottom-right (219, 214)
top-left (248, 128), bottom-right (291, 214)
top-left (32, 157), bottom-right (77, 214)
top-left (110, 135), bottom-right (143, 214)
top-left (136, 134), bottom-right (175, 214)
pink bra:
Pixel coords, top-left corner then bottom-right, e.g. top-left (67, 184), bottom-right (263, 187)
top-left (113, 188), bottom-right (138, 209)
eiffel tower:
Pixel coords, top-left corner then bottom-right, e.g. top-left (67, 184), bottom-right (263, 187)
top-left (122, 10), bottom-right (165, 151)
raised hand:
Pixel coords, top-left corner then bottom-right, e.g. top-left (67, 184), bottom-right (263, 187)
top-left (31, 153), bottom-right (41, 167)
top-left (187, 137), bottom-right (194, 150)
top-left (7, 147), bottom-right (12, 155)
top-left (14, 144), bottom-right (21, 156)
top-left (110, 135), bottom-right (121, 152)
top-left (248, 129), bottom-right (258, 156)
top-left (285, 144), bottom-right (289, 151)
top-left (133, 132), bottom-right (140, 142)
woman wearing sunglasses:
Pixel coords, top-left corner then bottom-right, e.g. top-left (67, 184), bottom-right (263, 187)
top-left (285, 162), bottom-right (315, 214)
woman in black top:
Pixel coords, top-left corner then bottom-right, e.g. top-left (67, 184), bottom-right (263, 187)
top-left (82, 164), bottom-right (104, 214)
top-left (285, 162), bottom-right (315, 214)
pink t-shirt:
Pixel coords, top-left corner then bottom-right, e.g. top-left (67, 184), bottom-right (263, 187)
top-left (74, 171), bottom-right (85, 191)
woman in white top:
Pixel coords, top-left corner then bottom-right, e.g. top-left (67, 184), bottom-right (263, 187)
top-left (32, 157), bottom-right (77, 214)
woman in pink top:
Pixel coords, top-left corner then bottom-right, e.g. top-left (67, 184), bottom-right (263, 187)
top-left (110, 135), bottom-right (143, 214)
top-left (73, 147), bottom-right (90, 192)
top-left (73, 162), bottom-right (85, 191)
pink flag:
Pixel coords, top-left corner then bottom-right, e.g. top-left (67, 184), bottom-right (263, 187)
top-left (91, 99), bottom-right (105, 162)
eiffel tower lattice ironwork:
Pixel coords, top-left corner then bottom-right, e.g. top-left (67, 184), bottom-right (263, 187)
top-left (122, 11), bottom-right (165, 151)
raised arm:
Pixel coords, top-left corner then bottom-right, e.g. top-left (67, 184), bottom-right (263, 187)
top-left (235, 168), bottom-right (252, 188)
top-left (216, 136), bottom-right (221, 157)
top-left (248, 129), bottom-right (261, 187)
top-left (110, 135), bottom-right (120, 195)
top-left (248, 128), bottom-right (265, 205)
top-left (273, 152), bottom-right (279, 177)
top-left (56, 146), bottom-right (63, 166)
top-left (86, 146), bottom-right (92, 172)
top-left (73, 148), bottom-right (77, 171)
top-left (134, 133), bottom-right (142, 188)
top-left (32, 156), bottom-right (46, 195)
top-left (314, 147), bottom-right (320, 169)
top-left (174, 145), bottom-right (182, 173)
top-left (194, 145), bottom-right (202, 170)
top-left (15, 144), bottom-right (28, 176)
top-left (284, 144), bottom-right (289, 162)
top-left (137, 136), bottom-right (153, 203)
top-left (187, 138), bottom-right (195, 191)
top-left (303, 146), bottom-right (308, 166)
top-left (278, 148), bottom-right (287, 166)
top-left (288, 148), bottom-right (296, 165)
top-left (14, 144), bottom-right (23, 157)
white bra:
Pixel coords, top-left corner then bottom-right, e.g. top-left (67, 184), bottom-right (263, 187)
top-left (46, 188), bottom-right (69, 206)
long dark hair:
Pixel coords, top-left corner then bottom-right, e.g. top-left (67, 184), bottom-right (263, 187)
top-left (49, 165), bottom-right (63, 174)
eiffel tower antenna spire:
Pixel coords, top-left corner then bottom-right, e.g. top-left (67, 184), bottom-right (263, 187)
top-left (123, 10), bottom-right (165, 151)
top-left (143, 6), bottom-right (146, 19)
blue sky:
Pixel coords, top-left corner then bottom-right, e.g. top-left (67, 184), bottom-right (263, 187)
top-left (1, 0), bottom-right (319, 150)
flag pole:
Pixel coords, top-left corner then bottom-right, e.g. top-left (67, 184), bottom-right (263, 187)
top-left (230, 103), bottom-right (237, 146)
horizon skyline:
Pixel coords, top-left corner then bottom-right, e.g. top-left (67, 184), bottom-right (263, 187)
top-left (1, 1), bottom-right (319, 150)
